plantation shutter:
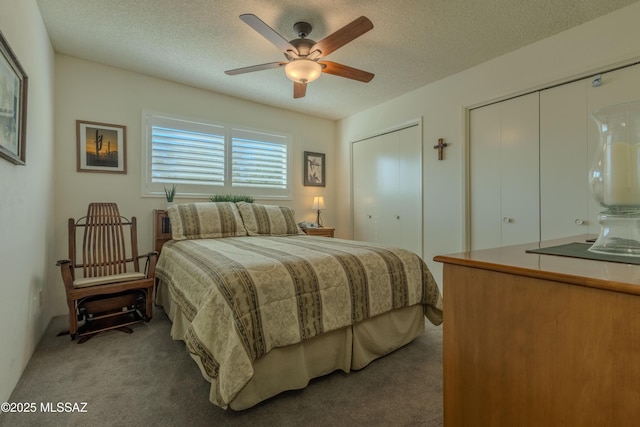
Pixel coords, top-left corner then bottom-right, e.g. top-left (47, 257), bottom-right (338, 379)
top-left (151, 117), bottom-right (225, 186)
top-left (231, 129), bottom-right (288, 189)
top-left (144, 111), bottom-right (291, 199)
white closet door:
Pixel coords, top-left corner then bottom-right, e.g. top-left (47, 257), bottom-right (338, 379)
top-left (470, 63), bottom-right (640, 249)
top-left (469, 103), bottom-right (502, 250)
top-left (377, 132), bottom-right (401, 247)
top-left (353, 137), bottom-right (379, 243)
top-left (352, 124), bottom-right (422, 255)
top-left (469, 93), bottom-right (539, 250)
top-left (397, 125), bottom-right (422, 255)
top-left (499, 93), bottom-right (540, 246)
top-left (540, 79), bottom-right (590, 240)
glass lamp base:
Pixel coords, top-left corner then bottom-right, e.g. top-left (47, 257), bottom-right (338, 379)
top-left (589, 209), bottom-right (640, 256)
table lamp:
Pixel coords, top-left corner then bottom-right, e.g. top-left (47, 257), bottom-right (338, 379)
top-left (312, 196), bottom-right (325, 227)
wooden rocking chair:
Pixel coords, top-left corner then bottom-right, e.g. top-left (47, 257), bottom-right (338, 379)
top-left (56, 203), bottom-right (157, 343)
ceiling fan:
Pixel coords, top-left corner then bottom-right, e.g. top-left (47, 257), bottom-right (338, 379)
top-left (225, 14), bottom-right (375, 99)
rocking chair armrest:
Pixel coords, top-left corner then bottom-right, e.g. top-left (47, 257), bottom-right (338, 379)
top-left (56, 259), bottom-right (75, 290)
top-left (139, 251), bottom-right (158, 278)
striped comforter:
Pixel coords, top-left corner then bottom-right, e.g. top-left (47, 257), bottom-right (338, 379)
top-left (156, 235), bottom-right (443, 408)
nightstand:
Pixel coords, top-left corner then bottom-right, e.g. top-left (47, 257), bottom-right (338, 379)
top-left (301, 227), bottom-right (335, 238)
top-left (153, 209), bottom-right (172, 254)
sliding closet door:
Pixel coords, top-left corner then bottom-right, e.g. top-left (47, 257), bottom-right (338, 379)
top-left (352, 124), bottom-right (422, 256)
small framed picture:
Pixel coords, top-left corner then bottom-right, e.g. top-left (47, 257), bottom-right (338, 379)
top-left (76, 120), bottom-right (127, 173)
top-left (304, 151), bottom-right (325, 187)
top-left (0, 30), bottom-right (28, 165)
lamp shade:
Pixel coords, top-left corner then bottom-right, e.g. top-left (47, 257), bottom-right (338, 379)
top-left (285, 59), bottom-right (322, 83)
top-left (312, 196), bottom-right (326, 210)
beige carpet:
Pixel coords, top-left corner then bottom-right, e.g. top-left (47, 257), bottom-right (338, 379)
top-left (1, 310), bottom-right (443, 427)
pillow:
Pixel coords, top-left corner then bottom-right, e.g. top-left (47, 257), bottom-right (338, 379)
top-left (167, 202), bottom-right (247, 240)
top-left (236, 202), bottom-right (303, 236)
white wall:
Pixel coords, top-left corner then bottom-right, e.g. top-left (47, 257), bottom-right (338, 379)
top-left (0, 0), bottom-right (55, 401)
top-left (337, 2), bottom-right (640, 287)
top-left (50, 55), bottom-right (336, 315)
top-left (4, 0), bottom-right (639, 402)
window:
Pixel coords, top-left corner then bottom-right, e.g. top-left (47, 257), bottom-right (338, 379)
top-left (142, 112), bottom-right (291, 199)
top-left (231, 129), bottom-right (288, 190)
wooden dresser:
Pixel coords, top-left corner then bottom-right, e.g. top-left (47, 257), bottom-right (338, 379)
top-left (434, 235), bottom-right (640, 427)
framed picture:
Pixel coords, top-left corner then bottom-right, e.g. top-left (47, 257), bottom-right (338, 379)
top-left (76, 120), bottom-right (127, 173)
top-left (0, 31), bottom-right (28, 165)
top-left (304, 151), bottom-right (325, 187)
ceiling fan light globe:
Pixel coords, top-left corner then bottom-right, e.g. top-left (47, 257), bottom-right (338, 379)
top-left (285, 59), bottom-right (322, 83)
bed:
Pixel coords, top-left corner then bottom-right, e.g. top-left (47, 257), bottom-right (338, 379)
top-left (155, 202), bottom-right (443, 410)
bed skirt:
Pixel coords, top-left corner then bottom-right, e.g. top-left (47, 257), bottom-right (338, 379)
top-left (157, 281), bottom-right (425, 410)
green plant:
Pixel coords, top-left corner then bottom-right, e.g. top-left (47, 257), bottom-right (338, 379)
top-left (210, 194), bottom-right (254, 203)
top-left (164, 184), bottom-right (177, 202)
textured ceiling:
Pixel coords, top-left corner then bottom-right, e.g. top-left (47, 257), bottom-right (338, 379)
top-left (37, 0), bottom-right (639, 120)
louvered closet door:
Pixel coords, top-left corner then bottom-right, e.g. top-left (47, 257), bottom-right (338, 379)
top-left (469, 93), bottom-right (540, 250)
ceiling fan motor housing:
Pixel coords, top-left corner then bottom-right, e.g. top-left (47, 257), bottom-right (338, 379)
top-left (286, 38), bottom-right (316, 59)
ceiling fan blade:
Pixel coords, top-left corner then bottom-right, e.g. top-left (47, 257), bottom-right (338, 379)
top-left (240, 14), bottom-right (299, 54)
top-left (319, 61), bottom-right (374, 82)
top-left (311, 16), bottom-right (373, 57)
top-left (225, 62), bottom-right (287, 75)
top-left (293, 81), bottom-right (307, 98)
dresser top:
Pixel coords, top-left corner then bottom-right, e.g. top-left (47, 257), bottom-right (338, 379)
top-left (434, 235), bottom-right (640, 295)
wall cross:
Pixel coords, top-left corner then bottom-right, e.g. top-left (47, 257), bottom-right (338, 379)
top-left (433, 138), bottom-right (448, 160)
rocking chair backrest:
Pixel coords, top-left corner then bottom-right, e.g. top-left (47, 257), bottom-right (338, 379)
top-left (70, 203), bottom-right (140, 279)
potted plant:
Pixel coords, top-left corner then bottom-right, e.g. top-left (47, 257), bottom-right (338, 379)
top-left (164, 184), bottom-right (177, 207)
top-left (210, 194), bottom-right (254, 203)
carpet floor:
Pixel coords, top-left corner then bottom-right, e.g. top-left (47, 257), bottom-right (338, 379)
top-left (1, 309), bottom-right (443, 427)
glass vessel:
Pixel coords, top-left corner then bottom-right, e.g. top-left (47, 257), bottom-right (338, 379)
top-left (588, 100), bottom-right (640, 256)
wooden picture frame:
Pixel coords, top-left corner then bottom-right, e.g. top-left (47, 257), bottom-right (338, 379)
top-left (0, 31), bottom-right (28, 165)
top-left (304, 151), bottom-right (325, 187)
top-left (76, 120), bottom-right (127, 173)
